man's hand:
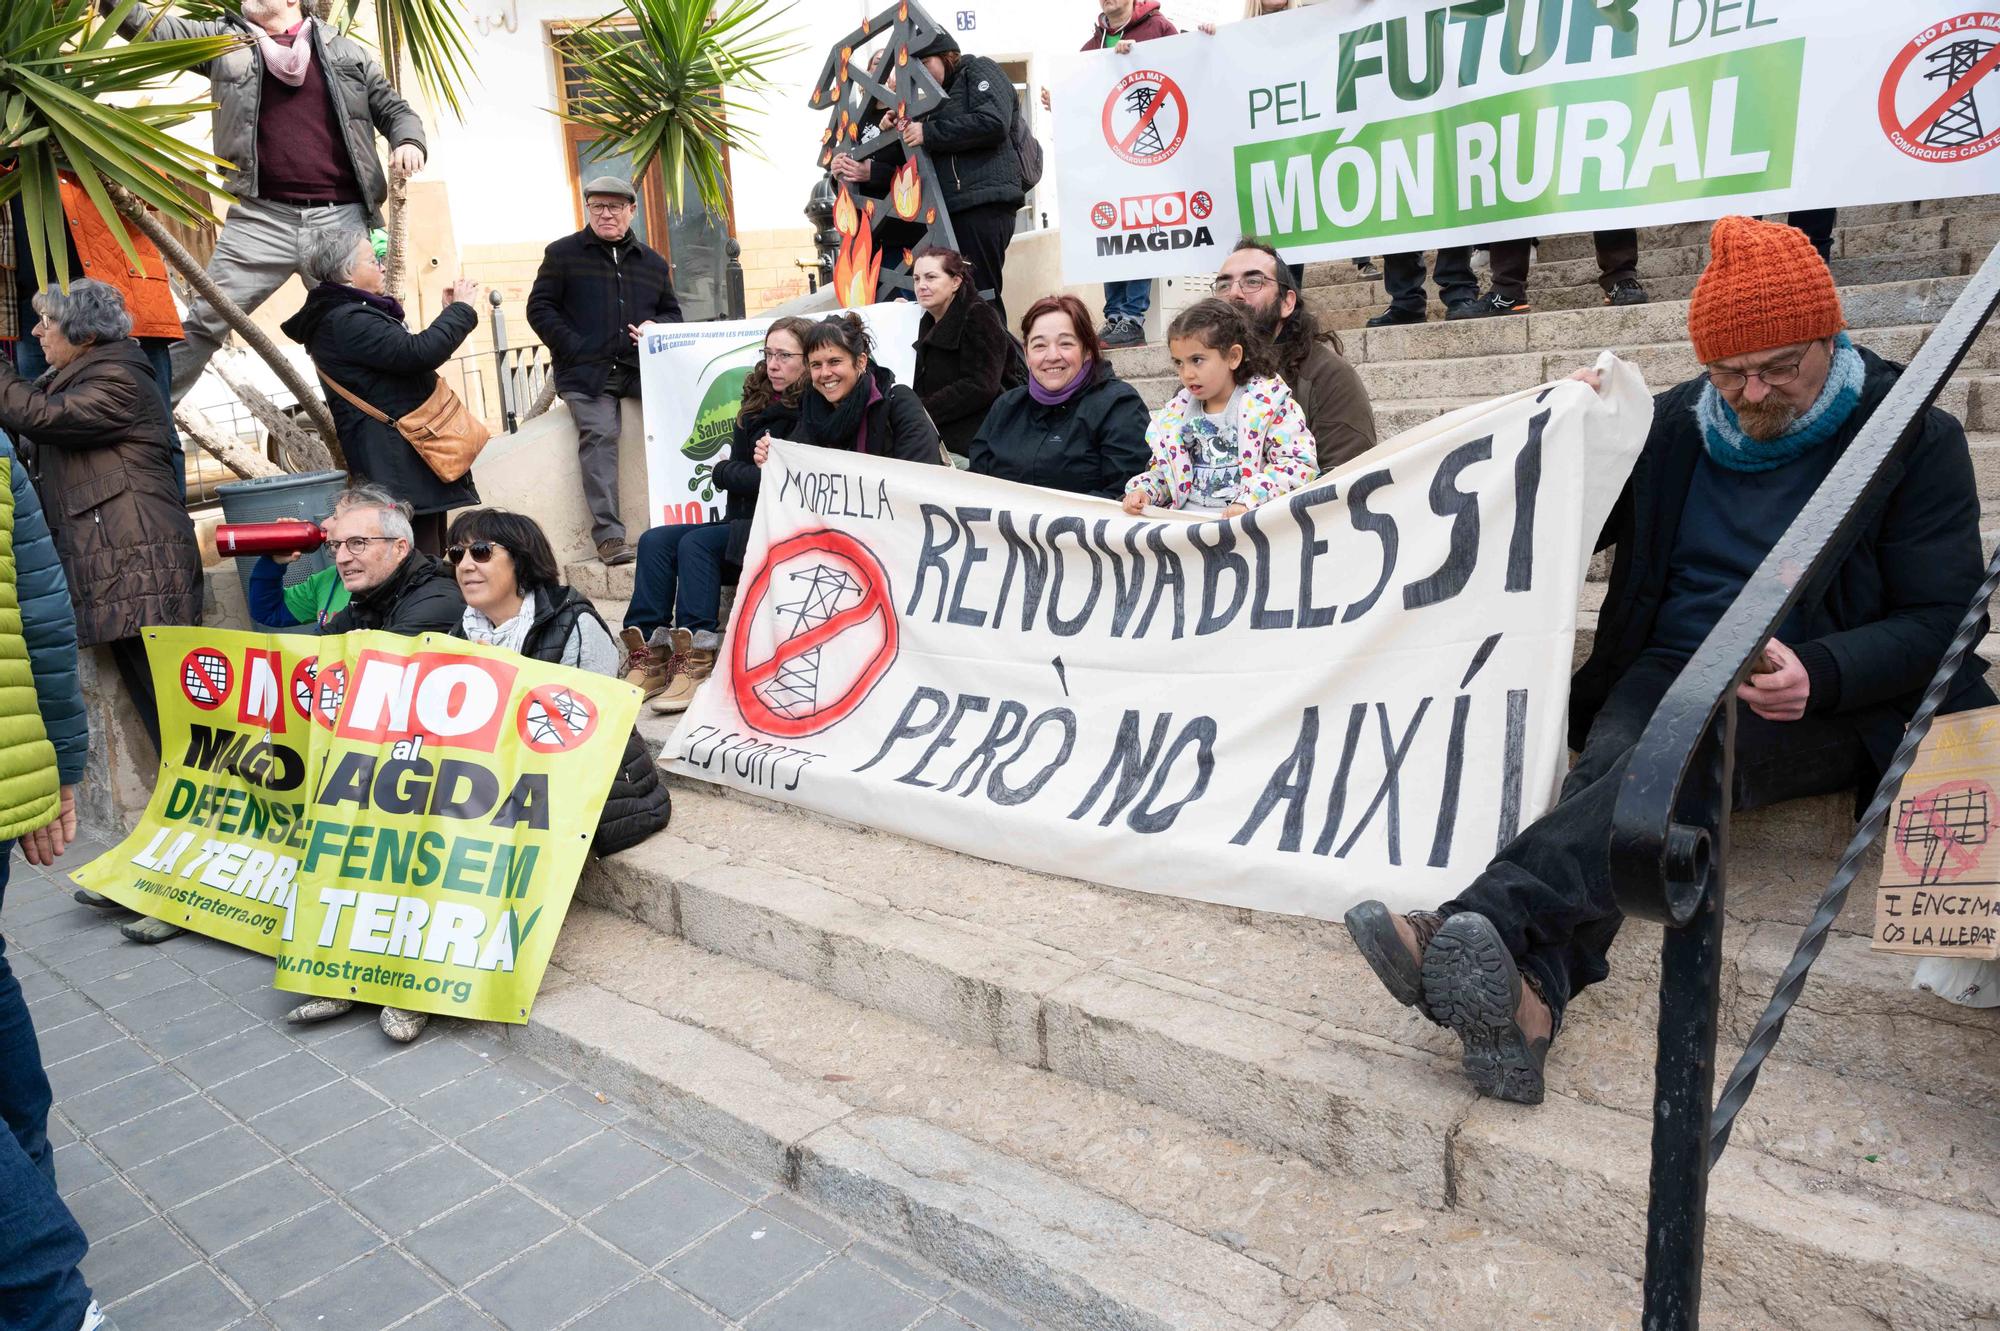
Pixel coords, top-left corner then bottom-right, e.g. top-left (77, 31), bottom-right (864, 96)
top-left (1040, 87), bottom-right (1052, 112)
top-left (389, 144), bottom-right (425, 177)
top-left (21, 785), bottom-right (77, 866)
top-left (1198, 21), bottom-right (1217, 33)
top-left (830, 153), bottom-right (868, 184)
top-left (1569, 367), bottom-right (1604, 393)
top-left (900, 120), bottom-right (925, 149)
top-left (1114, 39), bottom-right (1135, 54)
top-left (1122, 491), bottom-right (1149, 515)
top-left (1738, 639), bottom-right (1811, 722)
top-left (753, 433), bottom-right (773, 466)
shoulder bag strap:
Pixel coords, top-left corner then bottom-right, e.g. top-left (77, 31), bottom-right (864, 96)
top-left (316, 367), bottom-right (396, 426)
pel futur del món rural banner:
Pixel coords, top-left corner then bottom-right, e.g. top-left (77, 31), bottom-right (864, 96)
top-left (671, 355), bottom-right (1651, 920)
top-left (1054, 0), bottom-right (2000, 280)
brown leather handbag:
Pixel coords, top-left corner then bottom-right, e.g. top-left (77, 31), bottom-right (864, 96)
top-left (317, 368), bottom-right (492, 482)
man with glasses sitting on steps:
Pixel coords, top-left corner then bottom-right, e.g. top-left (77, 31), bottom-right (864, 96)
top-left (1343, 215), bottom-right (1995, 1108)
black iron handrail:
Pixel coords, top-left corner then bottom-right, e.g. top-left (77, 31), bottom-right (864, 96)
top-left (1606, 238), bottom-right (2000, 1331)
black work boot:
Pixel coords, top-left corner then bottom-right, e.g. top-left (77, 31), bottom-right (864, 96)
top-left (1420, 912), bottom-right (1553, 1105)
top-left (1343, 902), bottom-right (1447, 1020)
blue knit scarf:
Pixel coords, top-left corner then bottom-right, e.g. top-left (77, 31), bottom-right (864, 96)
top-left (1697, 333), bottom-right (1864, 473)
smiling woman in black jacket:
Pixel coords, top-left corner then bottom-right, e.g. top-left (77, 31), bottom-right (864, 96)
top-left (968, 294), bottom-right (1151, 499)
top-left (788, 314), bottom-right (945, 465)
top-left (912, 247), bottom-right (1020, 460)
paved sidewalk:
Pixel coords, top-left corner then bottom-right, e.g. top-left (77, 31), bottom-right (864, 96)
top-left (4, 846), bottom-right (1040, 1331)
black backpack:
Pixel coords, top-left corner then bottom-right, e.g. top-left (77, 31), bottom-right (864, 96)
top-left (1011, 95), bottom-right (1044, 192)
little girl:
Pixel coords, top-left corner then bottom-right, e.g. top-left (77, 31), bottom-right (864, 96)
top-left (1122, 298), bottom-right (1319, 517)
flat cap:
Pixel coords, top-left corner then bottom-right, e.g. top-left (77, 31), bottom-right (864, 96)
top-left (581, 175), bottom-right (637, 203)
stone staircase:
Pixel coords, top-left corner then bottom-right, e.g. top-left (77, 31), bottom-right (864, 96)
top-left (538, 201), bottom-right (2000, 1331)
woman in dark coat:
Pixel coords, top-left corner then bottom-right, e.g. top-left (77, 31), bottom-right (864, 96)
top-left (282, 227), bottom-right (480, 554)
top-left (788, 313), bottom-right (945, 466)
top-left (968, 294), bottom-right (1151, 498)
top-left (911, 247), bottom-right (1019, 460)
top-left (0, 279), bottom-right (200, 754)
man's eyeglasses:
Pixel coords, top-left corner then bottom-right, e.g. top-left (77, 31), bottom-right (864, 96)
top-left (446, 541), bottom-right (505, 566)
top-left (1212, 273), bottom-right (1277, 295)
top-left (329, 535), bottom-right (400, 556)
top-left (586, 202), bottom-right (632, 216)
top-left (1705, 360), bottom-right (1806, 391)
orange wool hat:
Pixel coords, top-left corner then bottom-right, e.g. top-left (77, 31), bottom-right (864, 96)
top-left (1687, 215), bottom-right (1846, 364)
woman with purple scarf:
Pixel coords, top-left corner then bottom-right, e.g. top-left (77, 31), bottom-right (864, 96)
top-left (967, 294), bottom-right (1152, 498)
top-left (282, 227), bottom-right (480, 554)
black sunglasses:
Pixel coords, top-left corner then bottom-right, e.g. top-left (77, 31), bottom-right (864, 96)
top-left (446, 541), bottom-right (505, 566)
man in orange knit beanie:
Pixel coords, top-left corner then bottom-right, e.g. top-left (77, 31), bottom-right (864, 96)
top-left (1344, 215), bottom-right (1994, 1106)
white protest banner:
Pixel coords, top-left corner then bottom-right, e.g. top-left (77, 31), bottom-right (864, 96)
top-left (1054, 0), bottom-right (2000, 283)
top-left (669, 355), bottom-right (1650, 919)
top-left (637, 302), bottom-right (925, 529)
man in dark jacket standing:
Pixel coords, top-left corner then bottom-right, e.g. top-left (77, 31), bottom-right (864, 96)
top-left (318, 484), bottom-right (464, 636)
top-left (1343, 216), bottom-right (1994, 1108)
top-left (1080, 0), bottom-right (1180, 347)
top-left (526, 176), bottom-right (684, 567)
top-left (112, 0), bottom-right (426, 399)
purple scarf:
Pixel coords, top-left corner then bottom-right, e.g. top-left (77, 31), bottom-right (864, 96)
top-left (325, 282), bottom-right (406, 323)
top-left (853, 377), bottom-right (885, 454)
top-left (1028, 358), bottom-right (1095, 407)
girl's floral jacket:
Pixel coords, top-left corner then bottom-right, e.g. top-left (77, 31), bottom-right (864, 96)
top-left (1124, 374), bottom-right (1320, 510)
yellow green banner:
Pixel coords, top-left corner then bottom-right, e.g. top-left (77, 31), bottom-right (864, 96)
top-left (74, 626), bottom-right (641, 1023)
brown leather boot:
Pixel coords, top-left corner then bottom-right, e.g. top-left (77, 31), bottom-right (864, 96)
top-left (1343, 902), bottom-right (1447, 1021)
top-left (619, 627), bottom-right (671, 699)
top-left (650, 634), bottom-right (714, 714)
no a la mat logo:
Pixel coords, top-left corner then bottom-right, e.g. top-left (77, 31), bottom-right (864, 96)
top-left (1880, 12), bottom-right (2000, 163)
top-left (1102, 69), bottom-right (1188, 167)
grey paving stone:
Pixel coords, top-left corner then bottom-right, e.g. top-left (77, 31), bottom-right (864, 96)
top-left (103, 1259), bottom-right (251, 1331)
top-left (761, 1192), bottom-right (858, 1250)
top-left (347, 1147), bottom-right (501, 1237)
top-left (45, 1038), bottom-right (158, 1099)
top-left (945, 1291), bottom-right (1039, 1331)
top-left (171, 1163), bottom-right (326, 1252)
top-left (208, 1048), bottom-right (341, 1119)
top-left (745, 1255), bottom-right (933, 1331)
top-left (266, 1245), bottom-right (450, 1331)
top-left (29, 920), bottom-right (127, 966)
top-left (308, 1017), bottom-right (413, 1070)
top-left (356, 1039), bottom-right (490, 1101)
top-left (552, 1081), bottom-right (628, 1125)
top-left (79, 956), bottom-right (191, 1007)
top-left (154, 932), bottom-right (254, 976)
top-left (61, 1062), bottom-right (193, 1134)
top-left (297, 1108), bottom-right (441, 1191)
top-left (128, 1125), bottom-right (282, 1209)
top-left (144, 1001), bottom-right (262, 1060)
top-left (404, 1064), bottom-right (542, 1137)
top-left (684, 1150), bottom-right (774, 1202)
top-left (660, 1213), bottom-right (830, 1320)
top-left (459, 1093), bottom-right (601, 1175)
top-left (403, 1186), bottom-right (564, 1286)
top-left (76, 1215), bottom-right (200, 1304)
top-left (908, 1313), bottom-right (979, 1331)
top-left (171, 1023), bottom-right (297, 1085)
top-left (249, 1077), bottom-right (389, 1152)
top-left (213, 1202), bottom-right (381, 1304)
top-left (33, 1011), bottom-right (122, 1065)
top-left (240, 981), bottom-right (329, 1024)
top-left (584, 1167), bottom-right (744, 1267)
top-left (851, 1239), bottom-right (954, 1300)
top-left (464, 1227), bottom-right (646, 1330)
top-left (44, 1112), bottom-right (73, 1148)
top-left (91, 1094), bottom-right (234, 1170)
top-left (112, 977), bottom-right (227, 1033)
top-left (23, 987), bottom-right (92, 1026)
top-left (384, 1295), bottom-right (499, 1331)
top-left (487, 1052), bottom-right (567, 1090)
top-left (207, 955), bottom-right (283, 996)
top-left (52, 1142), bottom-right (113, 1197)
top-left (64, 1176), bottom-right (154, 1242)
top-left (16, 966), bottom-right (66, 1004)
top-left (615, 1117), bottom-right (697, 1160)
top-left (518, 1129), bottom-right (672, 1217)
top-left (576, 1280), bottom-right (729, 1331)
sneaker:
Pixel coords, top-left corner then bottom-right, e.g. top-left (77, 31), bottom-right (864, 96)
top-left (1605, 278), bottom-right (1648, 307)
top-left (1342, 902), bottom-right (1447, 1021)
top-left (1365, 306), bottom-right (1424, 328)
top-left (120, 916), bottom-right (184, 944)
top-left (597, 538), bottom-right (636, 567)
top-left (79, 1299), bottom-right (116, 1331)
top-left (1353, 257), bottom-right (1381, 279)
top-left (1459, 290), bottom-right (1530, 319)
top-left (1421, 912), bottom-right (1552, 1105)
top-left (650, 634), bottom-right (717, 714)
top-left (73, 889), bottom-right (122, 910)
top-left (619, 626), bottom-right (671, 699)
top-left (1100, 315), bottom-right (1145, 348)
top-left (286, 997), bottom-right (354, 1025)
top-left (1443, 299), bottom-right (1487, 321)
top-left (379, 1006), bottom-right (430, 1043)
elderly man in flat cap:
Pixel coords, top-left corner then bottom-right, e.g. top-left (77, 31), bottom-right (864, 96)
top-left (527, 176), bottom-right (683, 567)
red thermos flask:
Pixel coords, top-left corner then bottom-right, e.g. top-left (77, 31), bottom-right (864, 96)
top-left (214, 519), bottom-right (327, 557)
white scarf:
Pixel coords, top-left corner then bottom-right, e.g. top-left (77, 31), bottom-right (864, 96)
top-left (461, 590), bottom-right (536, 655)
top-left (258, 20), bottom-right (315, 88)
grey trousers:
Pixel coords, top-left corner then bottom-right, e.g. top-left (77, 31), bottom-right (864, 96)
top-left (564, 391), bottom-right (629, 545)
top-left (169, 197), bottom-right (369, 400)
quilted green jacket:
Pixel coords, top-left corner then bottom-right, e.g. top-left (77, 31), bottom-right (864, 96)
top-left (0, 429), bottom-right (86, 839)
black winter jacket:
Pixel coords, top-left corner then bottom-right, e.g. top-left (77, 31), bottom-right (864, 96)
top-left (322, 551), bottom-right (464, 636)
top-left (865, 55), bottom-right (1024, 215)
top-left (967, 360), bottom-right (1151, 500)
top-left (510, 585), bottom-right (670, 856)
top-left (1575, 348), bottom-right (1994, 782)
top-left (526, 228), bottom-right (683, 397)
top-left (801, 364), bottom-right (945, 467)
top-left (281, 285), bottom-right (480, 513)
top-left (713, 398), bottom-right (800, 569)
top-left (914, 286), bottom-right (1019, 457)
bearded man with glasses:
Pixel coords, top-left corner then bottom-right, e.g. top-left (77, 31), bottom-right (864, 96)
top-left (1342, 216), bottom-right (1995, 1107)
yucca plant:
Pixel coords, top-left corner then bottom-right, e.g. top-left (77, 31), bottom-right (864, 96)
top-left (558, 0), bottom-right (803, 219)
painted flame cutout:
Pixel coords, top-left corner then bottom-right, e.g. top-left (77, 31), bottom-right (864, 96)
top-left (891, 161), bottom-right (922, 220)
top-left (833, 189), bottom-right (859, 237)
top-left (832, 219), bottom-right (882, 310)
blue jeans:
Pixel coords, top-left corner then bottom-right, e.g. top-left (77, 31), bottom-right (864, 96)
top-left (14, 336), bottom-right (184, 503)
top-left (623, 523), bottom-right (730, 637)
top-left (0, 845), bottom-right (96, 1331)
top-left (1101, 278), bottom-right (1152, 322)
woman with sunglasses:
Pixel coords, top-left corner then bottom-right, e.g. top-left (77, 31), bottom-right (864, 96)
top-left (621, 315), bottom-right (814, 714)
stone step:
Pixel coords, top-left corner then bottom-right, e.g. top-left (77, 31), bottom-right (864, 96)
top-left (555, 789), bottom-right (2000, 1327)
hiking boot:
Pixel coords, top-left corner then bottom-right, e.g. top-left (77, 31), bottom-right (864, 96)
top-left (1460, 290), bottom-right (1530, 318)
top-left (1605, 278), bottom-right (1649, 307)
top-left (1343, 902), bottom-right (1448, 1021)
top-left (651, 631), bottom-right (717, 714)
top-left (1365, 306), bottom-right (1424, 328)
top-left (1421, 912), bottom-right (1552, 1105)
top-left (1353, 257), bottom-right (1382, 279)
top-left (597, 538), bottom-right (636, 567)
top-left (620, 627), bottom-right (671, 699)
top-left (74, 889), bottom-right (122, 910)
top-left (380, 1006), bottom-right (430, 1043)
top-left (1101, 315), bottom-right (1145, 348)
top-left (286, 997), bottom-right (355, 1025)
top-left (120, 917), bottom-right (184, 945)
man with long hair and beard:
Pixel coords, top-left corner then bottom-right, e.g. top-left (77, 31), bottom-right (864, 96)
top-left (1213, 239), bottom-right (1377, 470)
